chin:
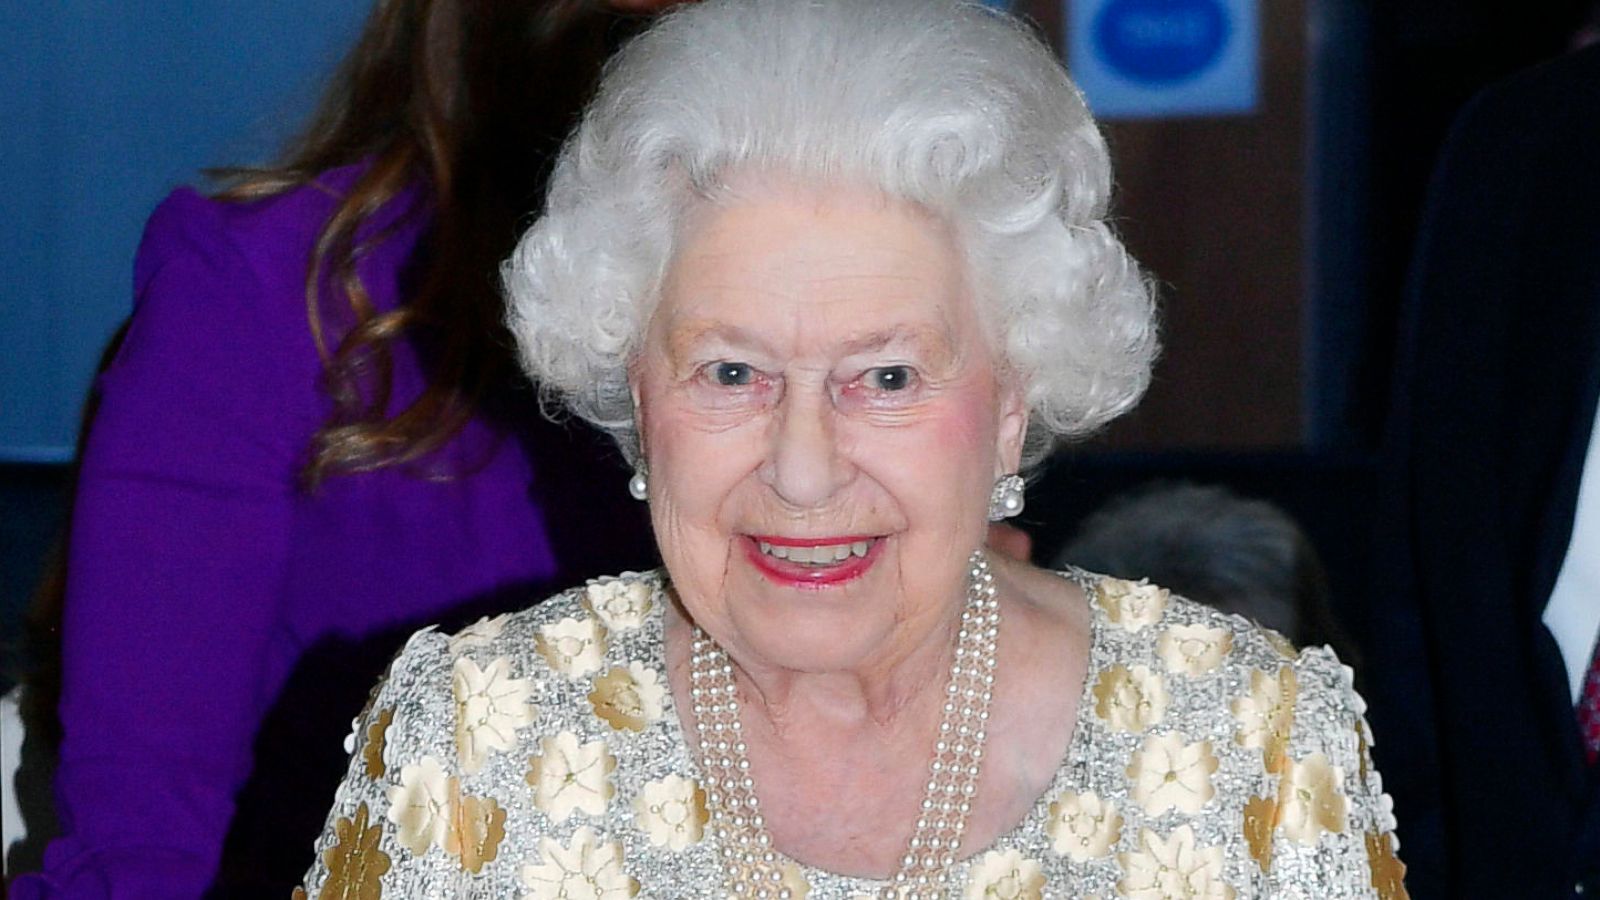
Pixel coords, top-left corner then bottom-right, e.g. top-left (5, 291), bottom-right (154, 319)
top-left (735, 613), bottom-right (891, 674)
top-left (721, 549), bottom-right (901, 672)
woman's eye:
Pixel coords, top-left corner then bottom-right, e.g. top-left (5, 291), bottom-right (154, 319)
top-left (711, 362), bottom-right (754, 386)
top-left (864, 365), bottom-right (916, 391)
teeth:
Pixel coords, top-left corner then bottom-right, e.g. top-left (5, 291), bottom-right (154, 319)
top-left (758, 539), bottom-right (875, 565)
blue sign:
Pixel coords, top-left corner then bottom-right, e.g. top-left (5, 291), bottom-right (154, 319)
top-left (1094, 0), bottom-right (1229, 84)
top-left (1067, 0), bottom-right (1258, 119)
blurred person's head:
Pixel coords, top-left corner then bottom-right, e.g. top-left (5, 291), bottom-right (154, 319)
top-left (1574, 0), bottom-right (1600, 49)
top-left (221, 0), bottom-right (687, 484)
top-left (18, 0), bottom-right (690, 752)
top-left (1056, 482), bottom-right (1348, 653)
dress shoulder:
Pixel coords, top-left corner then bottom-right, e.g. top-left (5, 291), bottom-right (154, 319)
top-left (299, 571), bottom-right (676, 898)
top-left (440, 569), bottom-right (666, 663)
top-left (1078, 573), bottom-right (1408, 898)
top-left (136, 163), bottom-right (427, 323)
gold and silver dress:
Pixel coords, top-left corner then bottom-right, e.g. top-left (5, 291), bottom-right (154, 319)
top-left (296, 570), bottom-right (1407, 899)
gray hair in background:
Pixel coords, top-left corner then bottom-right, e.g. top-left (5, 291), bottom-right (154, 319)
top-left (1056, 482), bottom-right (1350, 654)
top-left (504, 0), bottom-right (1159, 468)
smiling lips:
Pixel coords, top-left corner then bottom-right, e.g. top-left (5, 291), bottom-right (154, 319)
top-left (744, 535), bottom-right (883, 586)
top-left (756, 539), bottom-right (873, 563)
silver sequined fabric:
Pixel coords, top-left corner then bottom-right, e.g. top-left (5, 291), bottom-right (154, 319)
top-left (298, 569), bottom-right (1405, 899)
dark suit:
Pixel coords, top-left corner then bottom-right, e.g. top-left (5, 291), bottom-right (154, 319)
top-left (1374, 44), bottom-right (1600, 899)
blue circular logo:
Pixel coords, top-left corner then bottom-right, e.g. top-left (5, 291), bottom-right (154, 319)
top-left (1093, 0), bottom-right (1231, 85)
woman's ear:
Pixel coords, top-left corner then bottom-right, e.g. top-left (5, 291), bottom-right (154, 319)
top-left (995, 380), bottom-right (1027, 475)
top-left (629, 375), bottom-right (647, 462)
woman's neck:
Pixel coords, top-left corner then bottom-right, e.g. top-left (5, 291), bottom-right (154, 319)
top-left (731, 617), bottom-right (960, 735)
top-left (660, 555), bottom-right (1092, 878)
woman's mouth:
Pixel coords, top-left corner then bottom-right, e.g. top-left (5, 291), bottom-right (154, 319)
top-left (743, 535), bottom-right (883, 586)
top-left (755, 539), bottom-right (874, 564)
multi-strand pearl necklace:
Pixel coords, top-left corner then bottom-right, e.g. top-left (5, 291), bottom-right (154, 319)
top-left (688, 551), bottom-right (1001, 899)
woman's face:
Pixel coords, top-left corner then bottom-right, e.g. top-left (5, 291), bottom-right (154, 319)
top-left (633, 180), bottom-right (1026, 676)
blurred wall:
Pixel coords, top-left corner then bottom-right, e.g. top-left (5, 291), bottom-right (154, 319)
top-left (0, 1), bottom-right (367, 462)
top-left (1017, 0), bottom-right (1309, 451)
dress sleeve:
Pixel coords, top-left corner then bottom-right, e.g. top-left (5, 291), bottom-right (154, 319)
top-left (1264, 645), bottom-right (1409, 899)
top-left (14, 192), bottom-right (325, 898)
top-left (296, 628), bottom-right (467, 898)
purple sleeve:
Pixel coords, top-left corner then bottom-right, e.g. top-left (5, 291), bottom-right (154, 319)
top-left (14, 192), bottom-right (325, 898)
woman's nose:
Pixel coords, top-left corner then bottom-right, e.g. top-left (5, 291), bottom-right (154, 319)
top-left (762, 387), bottom-right (851, 509)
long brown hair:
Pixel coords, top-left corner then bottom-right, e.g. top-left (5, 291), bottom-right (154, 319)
top-left (216, 0), bottom-right (639, 484)
top-left (15, 0), bottom-right (655, 769)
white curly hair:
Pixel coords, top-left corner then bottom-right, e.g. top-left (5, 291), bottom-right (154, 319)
top-left (504, 0), bottom-right (1158, 469)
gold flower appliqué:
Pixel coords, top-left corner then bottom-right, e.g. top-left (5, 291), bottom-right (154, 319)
top-left (1126, 732), bottom-right (1219, 816)
top-left (1046, 790), bottom-right (1123, 862)
top-left (589, 662), bottom-right (667, 732)
top-left (1093, 664), bottom-right (1170, 732)
top-left (320, 802), bottom-right (390, 900)
top-left (1096, 578), bottom-right (1169, 632)
top-left (1157, 624), bottom-right (1232, 677)
top-left (1116, 825), bottom-right (1234, 900)
top-left (361, 708), bottom-right (394, 779)
top-left (445, 792), bottom-right (507, 875)
top-left (634, 774), bottom-right (710, 851)
top-left (583, 576), bottom-right (655, 632)
top-left (526, 731), bottom-right (617, 822)
top-left (1276, 752), bottom-right (1348, 846)
top-left (535, 616), bottom-right (609, 679)
top-left (1231, 666), bottom-right (1298, 774)
top-left (965, 847), bottom-right (1045, 900)
top-left (519, 826), bottom-right (638, 899)
top-left (1366, 831), bottom-right (1410, 900)
top-left (453, 655), bottom-right (535, 773)
top-left (1242, 794), bottom-right (1277, 872)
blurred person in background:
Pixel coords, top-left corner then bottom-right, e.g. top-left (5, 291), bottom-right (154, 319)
top-left (1371, 40), bottom-right (1600, 899)
top-left (9, 1), bottom-right (683, 896)
top-left (1055, 481), bottom-right (1354, 656)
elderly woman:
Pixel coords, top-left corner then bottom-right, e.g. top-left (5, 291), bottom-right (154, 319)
top-left (297, 1), bottom-right (1405, 897)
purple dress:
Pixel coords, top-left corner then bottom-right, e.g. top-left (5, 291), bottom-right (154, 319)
top-left (13, 166), bottom-right (648, 897)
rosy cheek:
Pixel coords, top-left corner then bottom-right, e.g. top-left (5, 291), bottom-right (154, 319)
top-left (926, 385), bottom-right (997, 453)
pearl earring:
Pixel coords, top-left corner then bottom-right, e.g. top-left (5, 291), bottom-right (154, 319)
top-left (627, 465), bottom-right (649, 501)
top-left (988, 473), bottom-right (1025, 521)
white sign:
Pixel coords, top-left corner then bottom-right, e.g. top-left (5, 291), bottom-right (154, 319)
top-left (1066, 0), bottom-right (1259, 119)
